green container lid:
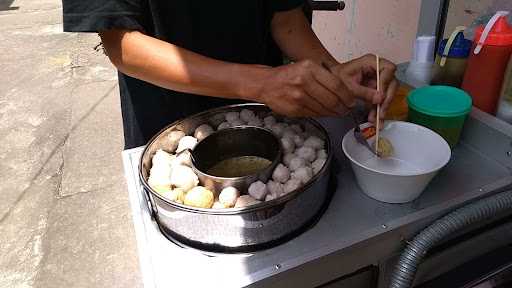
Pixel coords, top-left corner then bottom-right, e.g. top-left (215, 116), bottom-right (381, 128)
top-left (407, 85), bottom-right (472, 117)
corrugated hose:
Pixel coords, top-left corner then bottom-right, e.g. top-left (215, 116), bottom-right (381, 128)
top-left (389, 189), bottom-right (512, 288)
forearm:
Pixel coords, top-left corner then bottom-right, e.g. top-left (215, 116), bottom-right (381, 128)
top-left (271, 8), bottom-right (338, 68)
top-left (99, 30), bottom-right (266, 100)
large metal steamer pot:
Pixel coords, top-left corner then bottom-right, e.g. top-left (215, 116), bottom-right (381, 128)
top-left (139, 104), bottom-right (333, 253)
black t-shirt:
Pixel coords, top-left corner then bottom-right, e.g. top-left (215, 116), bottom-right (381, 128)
top-left (63, 1), bottom-right (303, 149)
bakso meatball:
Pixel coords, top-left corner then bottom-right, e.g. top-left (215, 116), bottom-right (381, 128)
top-left (184, 186), bottom-right (214, 209)
top-left (281, 137), bottom-right (295, 154)
top-left (312, 158), bottom-right (327, 174)
top-left (317, 149), bottom-right (328, 160)
top-left (247, 118), bottom-right (263, 127)
top-left (293, 134), bottom-right (305, 147)
top-left (266, 180), bottom-right (284, 198)
top-left (152, 149), bottom-right (174, 167)
top-left (170, 165), bottom-right (199, 192)
top-left (265, 193), bottom-right (276, 201)
top-left (176, 136), bottom-right (198, 153)
top-left (248, 181), bottom-right (268, 200)
top-left (374, 136), bottom-right (394, 158)
top-left (283, 178), bottom-right (302, 194)
top-left (217, 121), bottom-right (231, 130)
top-left (272, 164), bottom-right (290, 184)
top-left (303, 135), bottom-right (325, 150)
top-left (282, 129), bottom-right (297, 140)
top-left (235, 195), bottom-right (261, 208)
top-left (225, 111), bottom-right (240, 123)
top-left (148, 165), bottom-right (172, 192)
top-left (212, 201), bottom-right (227, 209)
top-left (290, 124), bottom-right (303, 134)
top-left (296, 146), bottom-right (316, 162)
top-left (283, 153), bottom-right (295, 167)
top-left (271, 123), bottom-right (287, 137)
top-left (289, 156), bottom-right (307, 172)
top-left (240, 109), bottom-right (256, 122)
top-left (172, 150), bottom-right (192, 167)
top-left (230, 119), bottom-right (245, 127)
top-left (194, 124), bottom-right (214, 141)
top-left (263, 115), bottom-right (277, 127)
top-left (168, 130), bottom-right (186, 152)
top-left (291, 167), bottom-right (313, 184)
top-left (219, 186), bottom-right (240, 208)
top-left (162, 188), bottom-right (186, 204)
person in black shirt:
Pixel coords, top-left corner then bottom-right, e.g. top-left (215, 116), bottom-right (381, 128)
top-left (63, 1), bottom-right (398, 149)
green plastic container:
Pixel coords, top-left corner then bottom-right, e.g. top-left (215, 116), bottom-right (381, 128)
top-left (407, 85), bottom-right (472, 148)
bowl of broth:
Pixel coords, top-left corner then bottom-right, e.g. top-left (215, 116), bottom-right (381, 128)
top-left (191, 126), bottom-right (282, 194)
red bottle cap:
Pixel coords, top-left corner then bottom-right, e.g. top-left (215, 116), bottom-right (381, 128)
top-left (474, 15), bottom-right (512, 46)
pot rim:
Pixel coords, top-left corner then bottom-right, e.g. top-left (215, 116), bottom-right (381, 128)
top-left (139, 103), bottom-right (332, 215)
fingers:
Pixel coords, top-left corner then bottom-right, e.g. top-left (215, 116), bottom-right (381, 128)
top-left (302, 78), bottom-right (342, 116)
top-left (309, 62), bottom-right (355, 110)
top-left (381, 79), bottom-right (398, 117)
top-left (378, 58), bottom-right (397, 99)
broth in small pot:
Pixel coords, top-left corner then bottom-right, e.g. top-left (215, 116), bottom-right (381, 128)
top-left (207, 156), bottom-right (272, 178)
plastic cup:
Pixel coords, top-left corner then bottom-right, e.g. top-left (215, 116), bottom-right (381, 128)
top-left (407, 86), bottom-right (472, 148)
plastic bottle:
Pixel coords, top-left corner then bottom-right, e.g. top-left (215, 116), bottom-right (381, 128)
top-left (461, 11), bottom-right (512, 115)
top-left (405, 35), bottom-right (436, 87)
top-left (431, 27), bottom-right (471, 87)
top-left (496, 55), bottom-right (512, 123)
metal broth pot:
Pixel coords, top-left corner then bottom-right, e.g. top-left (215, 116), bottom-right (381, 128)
top-left (139, 104), bottom-right (333, 252)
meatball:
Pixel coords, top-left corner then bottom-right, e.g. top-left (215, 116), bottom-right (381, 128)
top-left (270, 123), bottom-right (287, 137)
top-left (176, 136), bottom-right (198, 153)
top-left (170, 165), bottom-right (199, 192)
top-left (235, 195), bottom-right (261, 208)
top-left (266, 180), bottom-right (284, 198)
top-left (312, 158), bottom-right (327, 174)
top-left (283, 153), bottom-right (295, 167)
top-left (162, 188), bottom-right (186, 204)
top-left (219, 186), bottom-right (240, 208)
top-left (293, 134), bottom-right (305, 147)
top-left (289, 156), bottom-right (307, 172)
top-left (303, 135), bottom-right (325, 150)
top-left (194, 124), bottom-right (214, 141)
top-left (272, 164), bottom-right (290, 183)
top-left (317, 149), bottom-right (328, 160)
top-left (225, 111), bottom-right (240, 123)
top-left (263, 115), bottom-right (277, 127)
top-left (167, 130), bottom-right (186, 152)
top-left (374, 136), bottom-right (394, 158)
top-left (184, 186), bottom-right (214, 208)
top-left (240, 109), bottom-right (256, 122)
top-left (281, 137), bottom-right (295, 154)
top-left (248, 181), bottom-right (268, 200)
top-left (283, 179), bottom-right (302, 194)
top-left (290, 124), bottom-right (303, 134)
top-left (217, 121), bottom-right (231, 130)
top-left (291, 167), bottom-right (313, 184)
top-left (296, 146), bottom-right (316, 162)
top-left (247, 117), bottom-right (263, 127)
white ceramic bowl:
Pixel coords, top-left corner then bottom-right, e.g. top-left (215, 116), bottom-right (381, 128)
top-left (342, 121), bottom-right (451, 203)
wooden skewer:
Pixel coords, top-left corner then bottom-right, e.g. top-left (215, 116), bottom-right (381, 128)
top-left (375, 54), bottom-right (381, 156)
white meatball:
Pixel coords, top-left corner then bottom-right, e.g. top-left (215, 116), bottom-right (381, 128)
top-left (281, 137), bottom-right (295, 154)
top-left (235, 195), bottom-right (261, 208)
top-left (152, 149), bottom-right (174, 167)
top-left (293, 134), bottom-right (304, 147)
top-left (167, 130), bottom-right (186, 152)
top-left (172, 150), bottom-right (192, 167)
top-left (217, 121), bottom-right (231, 130)
top-left (263, 115), bottom-right (277, 127)
top-left (272, 164), bottom-right (290, 183)
top-left (194, 124), bottom-right (214, 141)
top-left (162, 188), bottom-right (186, 204)
top-left (312, 158), bottom-right (327, 174)
top-left (248, 181), bottom-right (268, 200)
top-left (265, 193), bottom-right (276, 201)
top-left (296, 146), bottom-right (316, 162)
top-left (176, 136), bottom-right (198, 153)
top-left (291, 166), bottom-right (313, 184)
top-left (271, 123), bottom-right (287, 137)
top-left (290, 124), bottom-right (303, 134)
top-left (289, 156), bottom-right (307, 171)
top-left (266, 180), bottom-right (284, 197)
top-left (219, 187), bottom-right (240, 208)
top-left (283, 153), bottom-right (295, 167)
top-left (247, 118), bottom-right (263, 127)
top-left (303, 135), bottom-right (325, 150)
top-left (230, 119), bottom-right (245, 127)
top-left (170, 165), bottom-right (199, 192)
top-left (225, 111), bottom-right (240, 123)
top-left (282, 129), bottom-right (297, 140)
top-left (283, 179), bottom-right (302, 194)
top-left (148, 164), bottom-right (172, 189)
top-left (212, 201), bottom-right (227, 209)
top-left (317, 149), bottom-right (328, 159)
top-left (240, 109), bottom-right (256, 122)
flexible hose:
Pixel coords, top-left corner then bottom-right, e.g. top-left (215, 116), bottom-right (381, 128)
top-left (389, 190), bottom-right (512, 288)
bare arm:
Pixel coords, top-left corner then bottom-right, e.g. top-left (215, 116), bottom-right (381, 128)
top-left (99, 30), bottom-right (265, 100)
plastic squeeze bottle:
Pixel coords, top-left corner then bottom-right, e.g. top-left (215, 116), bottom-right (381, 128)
top-left (431, 26), bottom-right (471, 87)
top-left (461, 11), bottom-right (512, 115)
top-left (495, 55), bottom-right (512, 123)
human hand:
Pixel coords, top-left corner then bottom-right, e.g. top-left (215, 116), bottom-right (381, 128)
top-left (253, 60), bottom-right (355, 117)
top-left (330, 54), bottom-right (398, 124)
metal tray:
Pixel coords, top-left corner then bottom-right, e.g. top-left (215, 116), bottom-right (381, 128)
top-left (123, 108), bottom-right (512, 288)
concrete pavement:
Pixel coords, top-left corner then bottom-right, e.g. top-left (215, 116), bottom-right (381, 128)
top-left (0, 0), bottom-right (142, 287)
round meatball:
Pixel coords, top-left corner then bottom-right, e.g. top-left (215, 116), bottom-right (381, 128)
top-left (212, 201), bottom-right (228, 209)
top-left (263, 115), bottom-right (277, 127)
top-left (293, 134), bottom-right (305, 147)
top-left (272, 164), bottom-right (290, 184)
top-left (217, 121), bottom-right (231, 130)
top-left (283, 153), bottom-right (295, 167)
top-left (167, 130), bottom-right (186, 152)
top-left (235, 195), bottom-right (261, 208)
top-left (194, 124), bottom-right (214, 141)
top-left (172, 150), bottom-right (192, 167)
top-left (176, 136), bottom-right (198, 153)
top-left (312, 158), bottom-right (327, 174)
top-left (281, 137), bottom-right (295, 154)
top-left (289, 156), bottom-right (307, 171)
top-left (282, 129), bottom-right (297, 140)
top-left (219, 186), bottom-right (240, 208)
top-left (271, 123), bottom-right (287, 137)
top-left (247, 118), bottom-right (263, 127)
top-left (266, 180), bottom-right (284, 198)
top-left (265, 193), bottom-right (276, 201)
top-left (291, 166), bottom-right (313, 184)
top-left (303, 135), bottom-right (325, 150)
top-left (317, 149), bottom-right (328, 160)
top-left (184, 186), bottom-right (214, 208)
top-left (162, 188), bottom-right (186, 204)
top-left (240, 109), bottom-right (256, 122)
top-left (152, 149), bottom-right (174, 167)
top-left (296, 146), bottom-right (316, 162)
top-left (248, 181), bottom-right (268, 200)
top-left (290, 124), bottom-right (303, 134)
top-left (225, 111), bottom-right (240, 123)
top-left (230, 119), bottom-right (245, 127)
top-left (170, 165), bottom-right (199, 192)
top-left (374, 136), bottom-right (394, 158)
top-left (284, 179), bottom-right (302, 194)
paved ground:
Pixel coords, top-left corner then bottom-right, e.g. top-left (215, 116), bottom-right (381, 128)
top-left (0, 0), bottom-right (142, 287)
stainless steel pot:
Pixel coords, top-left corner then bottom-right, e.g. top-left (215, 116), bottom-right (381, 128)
top-left (139, 104), bottom-right (333, 252)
